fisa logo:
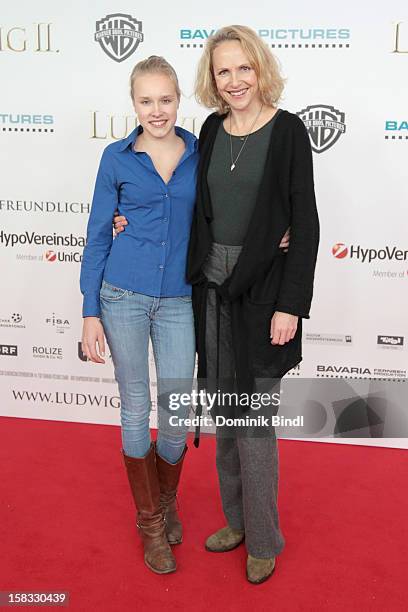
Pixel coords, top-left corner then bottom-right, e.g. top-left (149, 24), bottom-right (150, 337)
top-left (384, 120), bottom-right (408, 140)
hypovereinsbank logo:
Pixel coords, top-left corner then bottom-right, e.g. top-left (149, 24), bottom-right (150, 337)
top-left (332, 243), bottom-right (408, 263)
top-left (0, 231), bottom-right (85, 248)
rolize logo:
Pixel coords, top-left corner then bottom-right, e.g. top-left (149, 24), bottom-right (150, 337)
top-left (33, 346), bottom-right (63, 359)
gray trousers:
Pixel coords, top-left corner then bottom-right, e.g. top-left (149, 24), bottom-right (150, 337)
top-left (202, 242), bottom-right (285, 558)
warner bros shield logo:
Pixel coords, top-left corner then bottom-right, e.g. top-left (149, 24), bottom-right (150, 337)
top-left (296, 105), bottom-right (346, 153)
top-left (95, 13), bottom-right (144, 62)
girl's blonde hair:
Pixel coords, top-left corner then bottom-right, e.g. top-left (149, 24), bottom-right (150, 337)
top-left (130, 55), bottom-right (181, 100)
top-left (195, 25), bottom-right (285, 114)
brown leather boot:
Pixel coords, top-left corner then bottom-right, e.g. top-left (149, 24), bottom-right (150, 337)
top-left (155, 445), bottom-right (188, 545)
top-left (122, 444), bottom-right (176, 574)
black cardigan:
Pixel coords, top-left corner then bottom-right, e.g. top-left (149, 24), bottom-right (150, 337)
top-left (187, 110), bottom-right (319, 441)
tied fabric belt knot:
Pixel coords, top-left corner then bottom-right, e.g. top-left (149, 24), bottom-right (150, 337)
top-left (194, 279), bottom-right (225, 447)
top-left (193, 279), bottom-right (252, 448)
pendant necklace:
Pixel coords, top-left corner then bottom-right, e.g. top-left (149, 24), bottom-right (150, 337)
top-left (229, 104), bottom-right (263, 171)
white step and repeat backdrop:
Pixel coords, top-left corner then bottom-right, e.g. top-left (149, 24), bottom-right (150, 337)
top-left (1, 1), bottom-right (407, 447)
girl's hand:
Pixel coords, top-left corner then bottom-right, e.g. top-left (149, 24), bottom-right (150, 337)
top-left (270, 312), bottom-right (298, 345)
top-left (81, 317), bottom-right (106, 363)
top-left (279, 226), bottom-right (290, 252)
top-left (113, 209), bottom-right (128, 235)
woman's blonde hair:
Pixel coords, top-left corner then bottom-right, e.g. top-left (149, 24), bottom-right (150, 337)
top-left (129, 55), bottom-right (181, 100)
top-left (195, 25), bottom-right (285, 114)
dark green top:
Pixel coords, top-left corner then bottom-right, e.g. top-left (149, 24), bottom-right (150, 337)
top-left (207, 109), bottom-right (281, 246)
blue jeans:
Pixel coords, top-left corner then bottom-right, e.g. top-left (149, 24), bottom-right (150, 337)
top-left (100, 281), bottom-right (195, 463)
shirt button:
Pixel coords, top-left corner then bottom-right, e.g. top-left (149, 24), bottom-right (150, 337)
top-left (161, 241), bottom-right (166, 246)
top-left (164, 194), bottom-right (168, 198)
top-left (159, 265), bottom-right (164, 270)
top-left (163, 218), bottom-right (168, 222)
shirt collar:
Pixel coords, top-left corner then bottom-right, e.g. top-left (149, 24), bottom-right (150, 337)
top-left (117, 125), bottom-right (142, 152)
top-left (117, 124), bottom-right (197, 154)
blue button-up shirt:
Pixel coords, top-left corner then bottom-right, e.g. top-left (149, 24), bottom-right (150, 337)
top-left (80, 126), bottom-right (198, 317)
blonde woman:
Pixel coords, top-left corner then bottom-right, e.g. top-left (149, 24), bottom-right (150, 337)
top-left (186, 25), bottom-right (319, 584)
top-left (80, 57), bottom-right (198, 575)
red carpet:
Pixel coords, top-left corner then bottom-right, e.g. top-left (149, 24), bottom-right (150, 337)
top-left (0, 416), bottom-right (407, 611)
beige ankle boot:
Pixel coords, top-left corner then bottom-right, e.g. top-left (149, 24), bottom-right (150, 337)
top-left (246, 554), bottom-right (275, 584)
top-left (205, 526), bottom-right (245, 552)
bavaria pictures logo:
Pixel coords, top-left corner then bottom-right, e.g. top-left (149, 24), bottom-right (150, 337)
top-left (331, 243), bottom-right (408, 263)
top-left (95, 13), bottom-right (144, 62)
top-left (0, 344), bottom-right (18, 356)
top-left (179, 27), bottom-right (351, 49)
top-left (296, 105), bottom-right (346, 153)
top-left (384, 119), bottom-right (408, 140)
top-left (0, 113), bottom-right (54, 133)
